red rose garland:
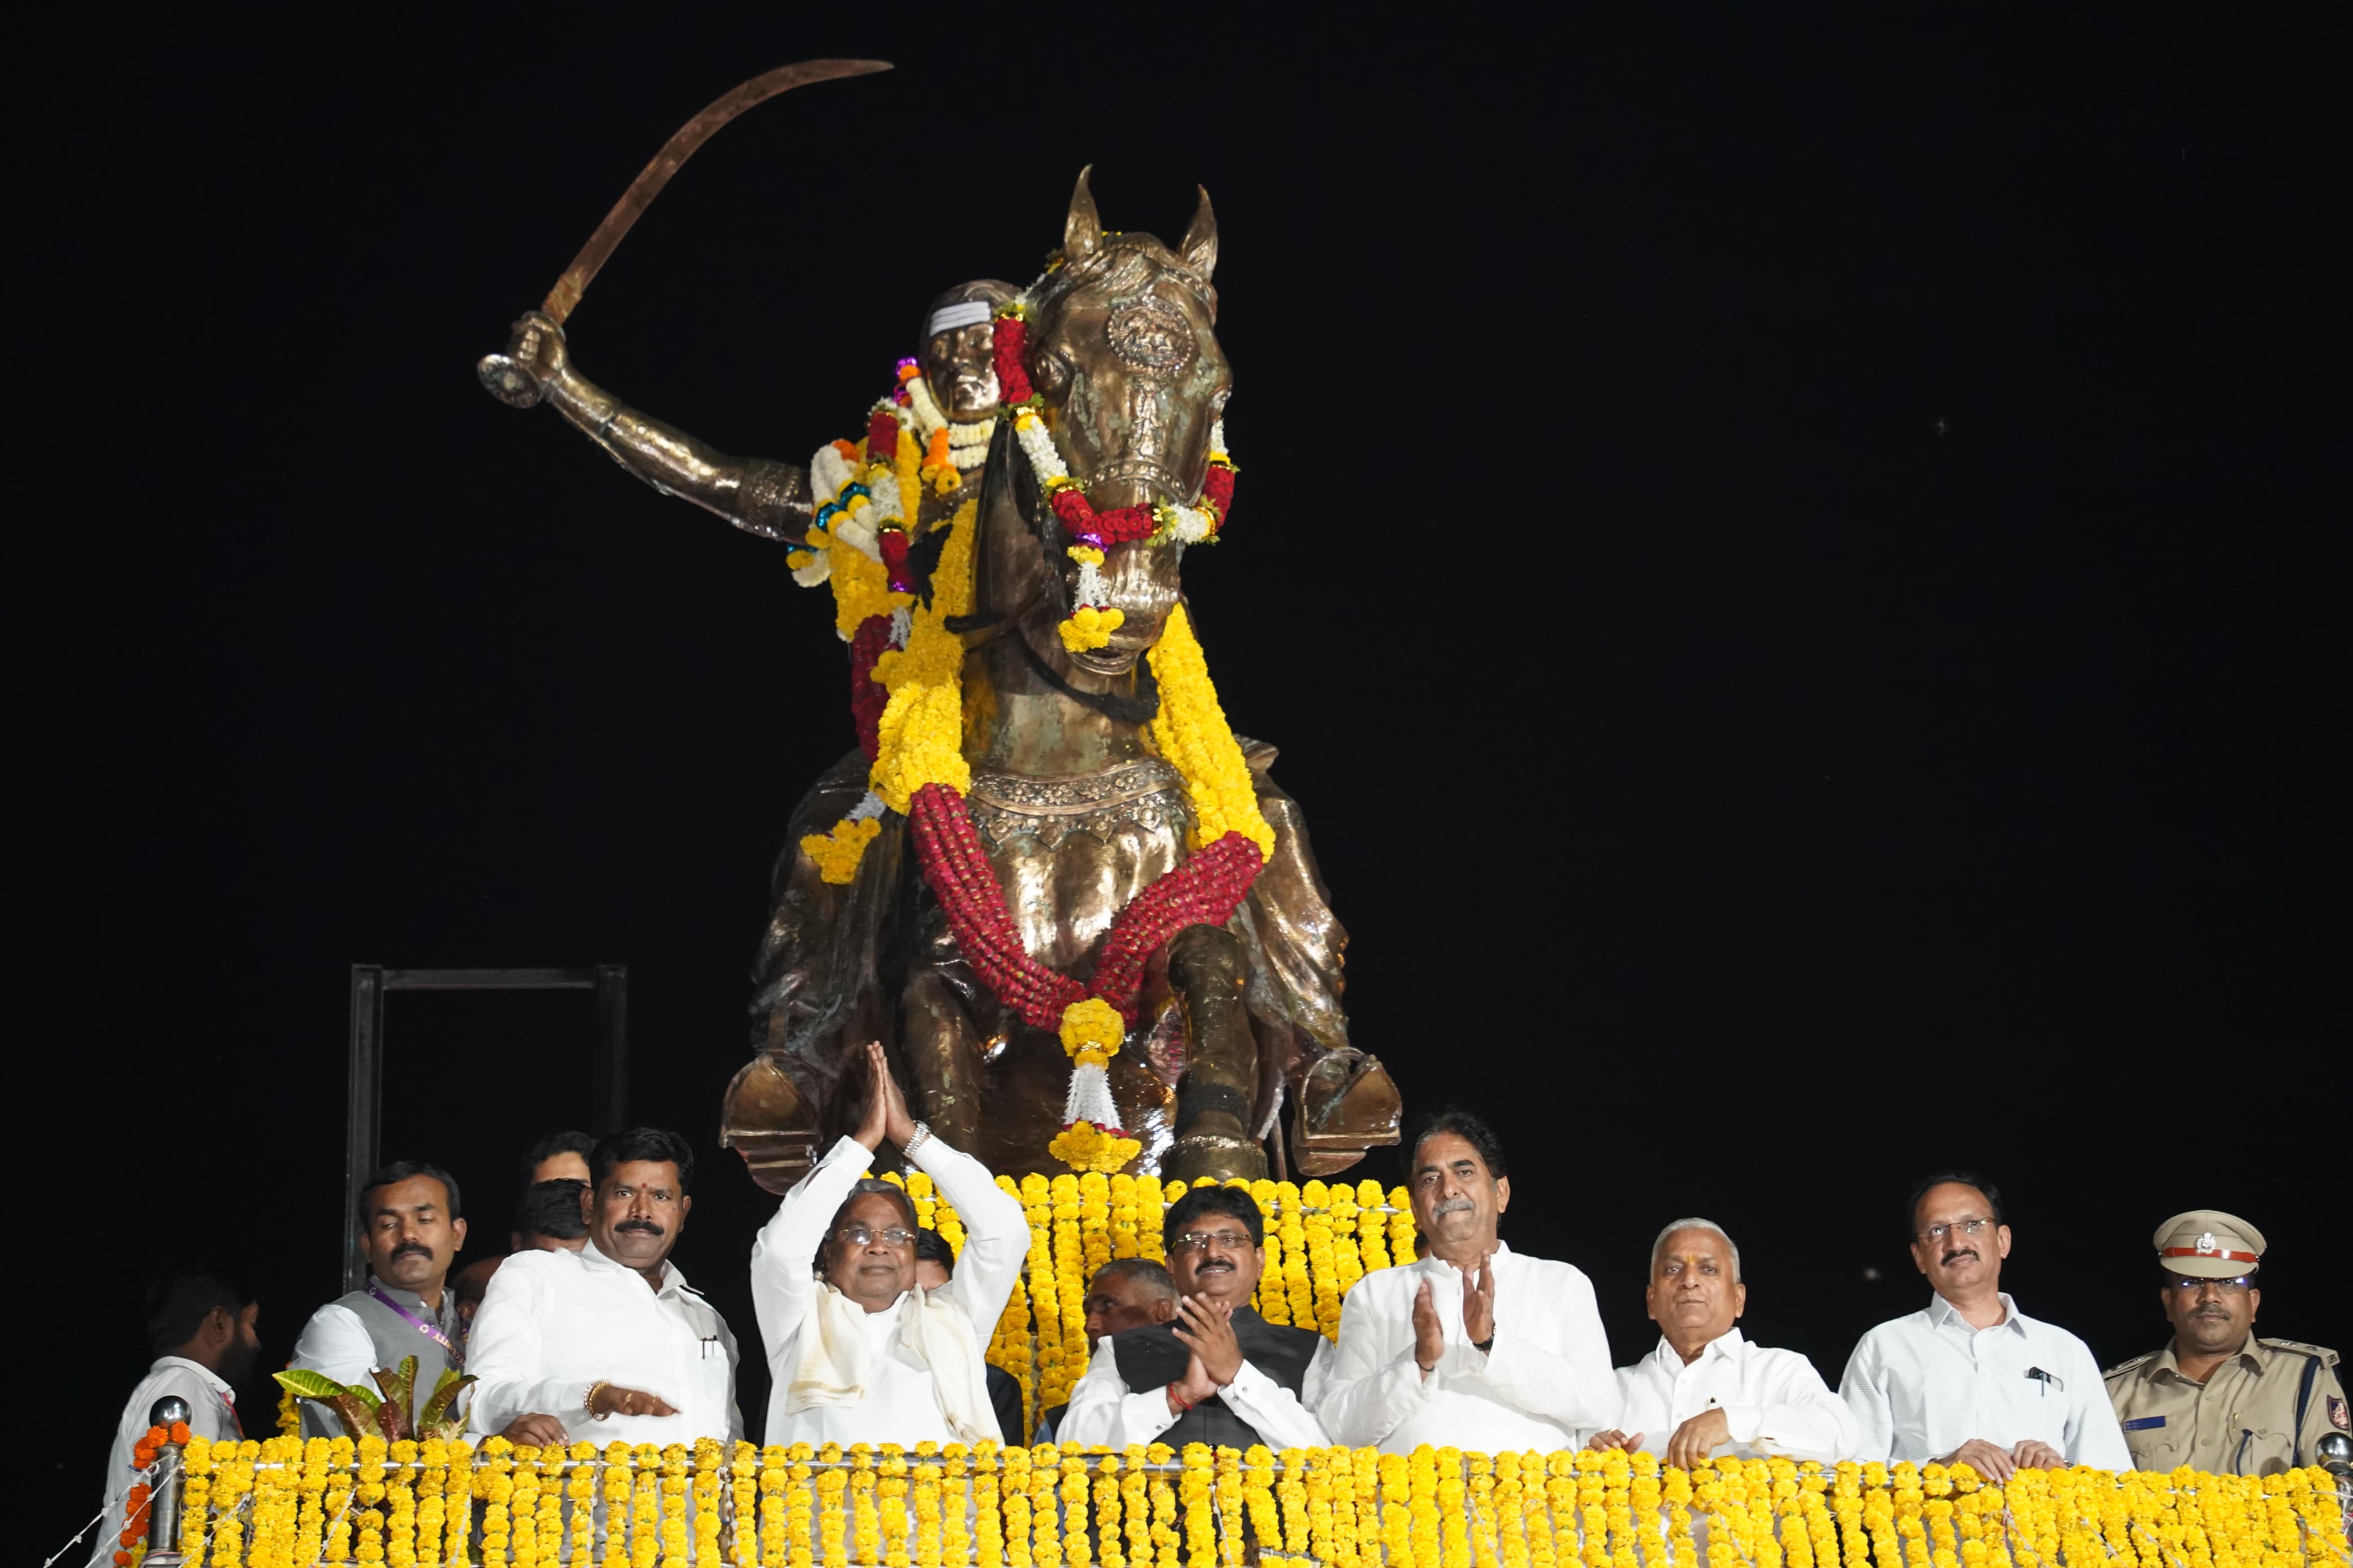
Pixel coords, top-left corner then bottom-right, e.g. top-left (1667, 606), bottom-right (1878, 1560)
top-left (991, 312), bottom-right (1035, 406)
top-left (847, 613), bottom-right (893, 759)
top-left (908, 780), bottom-right (1264, 1029)
top-left (1052, 488), bottom-right (1157, 546)
top-left (865, 406), bottom-right (899, 461)
top-left (1201, 461), bottom-right (1235, 516)
top-left (990, 309), bottom-right (1232, 551)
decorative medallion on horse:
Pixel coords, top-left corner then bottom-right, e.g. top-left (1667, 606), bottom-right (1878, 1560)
top-left (484, 101), bottom-right (1398, 1187)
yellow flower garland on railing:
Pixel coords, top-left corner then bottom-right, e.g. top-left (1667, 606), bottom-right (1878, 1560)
top-left (940, 1167), bottom-right (1415, 1440)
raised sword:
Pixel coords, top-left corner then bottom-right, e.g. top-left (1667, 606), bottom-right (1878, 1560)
top-left (478, 58), bottom-right (890, 407)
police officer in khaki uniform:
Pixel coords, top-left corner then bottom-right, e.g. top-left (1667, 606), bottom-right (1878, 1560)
top-left (2104, 1210), bottom-right (2348, 1475)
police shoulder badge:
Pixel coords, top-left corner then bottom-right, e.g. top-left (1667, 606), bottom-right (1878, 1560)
top-left (2330, 1394), bottom-right (2348, 1431)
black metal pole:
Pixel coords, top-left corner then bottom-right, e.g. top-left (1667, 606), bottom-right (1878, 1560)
top-left (593, 963), bottom-right (628, 1131)
top-left (344, 966), bottom-right (385, 1295)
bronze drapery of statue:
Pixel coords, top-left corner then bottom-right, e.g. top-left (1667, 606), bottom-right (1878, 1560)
top-left (486, 171), bottom-right (1398, 1188)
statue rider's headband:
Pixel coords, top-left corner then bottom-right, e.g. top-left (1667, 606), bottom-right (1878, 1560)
top-left (926, 301), bottom-right (994, 339)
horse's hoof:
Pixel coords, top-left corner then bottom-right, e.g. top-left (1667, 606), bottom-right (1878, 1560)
top-left (719, 1054), bottom-right (821, 1194)
top-left (1290, 1049), bottom-right (1402, 1176)
top-left (1165, 1132), bottom-right (1269, 1183)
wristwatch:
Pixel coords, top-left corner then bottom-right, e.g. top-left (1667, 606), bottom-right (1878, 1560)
top-left (902, 1121), bottom-right (933, 1160)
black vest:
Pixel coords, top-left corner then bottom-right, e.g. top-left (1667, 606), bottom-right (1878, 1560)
top-left (1110, 1306), bottom-right (1321, 1450)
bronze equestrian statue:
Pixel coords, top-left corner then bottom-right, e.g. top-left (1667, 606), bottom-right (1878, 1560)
top-left (484, 163), bottom-right (1398, 1187)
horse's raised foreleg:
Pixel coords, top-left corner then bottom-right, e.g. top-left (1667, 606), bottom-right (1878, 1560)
top-left (1164, 924), bottom-right (1270, 1182)
top-left (900, 970), bottom-right (986, 1156)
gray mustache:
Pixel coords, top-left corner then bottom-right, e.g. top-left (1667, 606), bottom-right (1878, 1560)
top-left (1434, 1199), bottom-right (1475, 1216)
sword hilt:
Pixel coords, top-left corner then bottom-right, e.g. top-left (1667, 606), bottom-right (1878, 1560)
top-left (477, 352), bottom-right (546, 409)
top-left (478, 312), bottom-right (564, 409)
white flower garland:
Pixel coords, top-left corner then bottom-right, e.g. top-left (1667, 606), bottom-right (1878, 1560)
top-left (1017, 412), bottom-right (1231, 614)
top-left (1061, 1056), bottom-right (1121, 1130)
top-left (796, 414), bottom-right (911, 591)
top-left (904, 373), bottom-right (997, 480)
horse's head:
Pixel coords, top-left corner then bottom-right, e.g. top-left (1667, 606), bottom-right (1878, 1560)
top-left (999, 170), bottom-right (1227, 677)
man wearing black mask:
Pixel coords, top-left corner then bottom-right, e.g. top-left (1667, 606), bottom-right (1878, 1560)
top-left (1058, 1186), bottom-right (1329, 1449)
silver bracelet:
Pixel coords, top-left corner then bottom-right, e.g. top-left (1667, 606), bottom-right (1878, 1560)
top-left (902, 1121), bottom-right (932, 1160)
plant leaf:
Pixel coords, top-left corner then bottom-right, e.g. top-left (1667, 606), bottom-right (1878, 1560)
top-left (347, 1382), bottom-right (382, 1415)
top-left (327, 1393), bottom-right (376, 1442)
top-left (417, 1373), bottom-right (476, 1435)
top-left (374, 1394), bottom-right (408, 1442)
top-left (273, 1369), bottom-right (350, 1401)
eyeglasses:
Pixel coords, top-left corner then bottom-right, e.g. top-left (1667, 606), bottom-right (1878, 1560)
top-left (1916, 1218), bottom-right (1996, 1243)
top-left (832, 1224), bottom-right (916, 1248)
top-left (1170, 1230), bottom-right (1255, 1253)
top-left (2166, 1274), bottom-right (2254, 1294)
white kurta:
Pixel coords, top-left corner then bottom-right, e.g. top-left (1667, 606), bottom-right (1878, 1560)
top-left (1603, 1328), bottom-right (1858, 1462)
top-left (1839, 1292), bottom-right (2132, 1468)
top-left (88, 1357), bottom-right (240, 1567)
top-left (466, 1242), bottom-right (741, 1445)
top-left (1057, 1329), bottom-right (1334, 1450)
top-left (1312, 1242), bottom-right (1618, 1453)
top-left (751, 1134), bottom-right (1028, 1446)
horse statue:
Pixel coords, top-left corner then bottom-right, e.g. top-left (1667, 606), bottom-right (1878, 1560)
top-left (485, 170), bottom-right (1398, 1187)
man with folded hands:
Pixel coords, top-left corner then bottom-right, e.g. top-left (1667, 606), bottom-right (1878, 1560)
top-left (1058, 1185), bottom-right (1330, 1450)
top-left (752, 1041), bottom-right (1029, 1445)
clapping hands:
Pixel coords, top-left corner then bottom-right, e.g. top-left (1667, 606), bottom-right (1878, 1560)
top-left (1412, 1253), bottom-right (1497, 1379)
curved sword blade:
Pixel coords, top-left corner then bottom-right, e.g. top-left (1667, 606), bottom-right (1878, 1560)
top-left (541, 58), bottom-right (892, 323)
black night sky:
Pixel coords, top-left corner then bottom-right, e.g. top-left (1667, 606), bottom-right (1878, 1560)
top-left (32, 8), bottom-right (2345, 1548)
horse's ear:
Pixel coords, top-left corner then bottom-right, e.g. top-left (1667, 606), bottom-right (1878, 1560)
top-left (1181, 185), bottom-right (1218, 283)
top-left (1065, 166), bottom-right (1102, 267)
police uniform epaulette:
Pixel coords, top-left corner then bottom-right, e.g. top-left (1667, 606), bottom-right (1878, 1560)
top-left (2255, 1337), bottom-right (2339, 1365)
top-left (2103, 1351), bottom-right (2157, 1379)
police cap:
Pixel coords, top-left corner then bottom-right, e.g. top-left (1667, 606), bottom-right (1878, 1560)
top-left (2153, 1209), bottom-right (2266, 1279)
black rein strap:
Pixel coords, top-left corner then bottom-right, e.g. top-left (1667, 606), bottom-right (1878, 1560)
top-left (1015, 629), bottom-right (1161, 724)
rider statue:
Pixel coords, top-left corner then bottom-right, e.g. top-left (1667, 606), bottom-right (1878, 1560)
top-left (487, 176), bottom-right (1398, 1187)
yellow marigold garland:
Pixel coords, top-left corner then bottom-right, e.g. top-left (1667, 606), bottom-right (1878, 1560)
top-left (135, 1442), bottom-right (2353, 1568)
top-left (975, 1441), bottom-right (1006, 1568)
top-left (1144, 603), bottom-right (1276, 858)
top-left (817, 1453), bottom-right (848, 1568)
top-left (1046, 1123), bottom-right (1139, 1177)
top-left (822, 529), bottom-right (900, 641)
top-left (868, 498), bottom-right (978, 812)
top-left (1059, 604), bottom-right (1126, 653)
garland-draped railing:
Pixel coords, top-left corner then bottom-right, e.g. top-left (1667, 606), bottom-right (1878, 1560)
top-left (916, 1170), bottom-right (1418, 1433)
top-left (126, 1435), bottom-right (2351, 1568)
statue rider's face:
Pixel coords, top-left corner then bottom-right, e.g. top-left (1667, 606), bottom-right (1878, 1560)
top-left (922, 321), bottom-right (1001, 421)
